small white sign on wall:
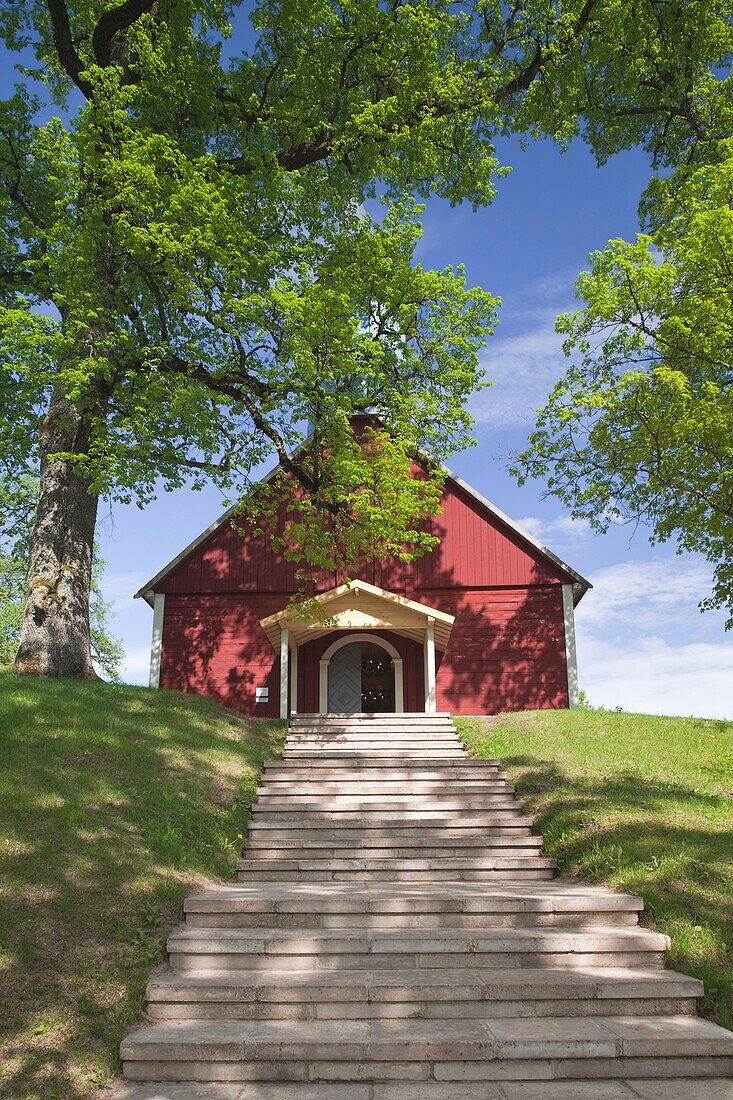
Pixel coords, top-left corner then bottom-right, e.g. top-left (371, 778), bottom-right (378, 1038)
top-left (255, 687), bottom-right (269, 703)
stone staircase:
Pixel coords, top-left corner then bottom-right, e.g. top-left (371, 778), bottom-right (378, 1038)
top-left (116, 713), bottom-right (733, 1099)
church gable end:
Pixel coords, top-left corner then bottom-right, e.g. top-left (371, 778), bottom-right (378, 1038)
top-left (148, 472), bottom-right (579, 597)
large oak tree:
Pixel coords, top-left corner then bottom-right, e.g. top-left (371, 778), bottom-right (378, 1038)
top-left (1, 0), bottom-right (731, 676)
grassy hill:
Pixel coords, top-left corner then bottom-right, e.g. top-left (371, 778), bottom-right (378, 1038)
top-left (0, 674), bottom-right (285, 1099)
top-left (457, 707), bottom-right (733, 1030)
top-left (1, 680), bottom-right (730, 1098)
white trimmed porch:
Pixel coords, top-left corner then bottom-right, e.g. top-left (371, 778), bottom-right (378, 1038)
top-left (259, 579), bottom-right (455, 719)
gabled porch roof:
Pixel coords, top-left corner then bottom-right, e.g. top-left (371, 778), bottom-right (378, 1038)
top-left (259, 579), bottom-right (455, 651)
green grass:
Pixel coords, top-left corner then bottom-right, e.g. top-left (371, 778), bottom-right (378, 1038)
top-left (0, 673), bottom-right (286, 1099)
top-left (457, 707), bottom-right (733, 1029)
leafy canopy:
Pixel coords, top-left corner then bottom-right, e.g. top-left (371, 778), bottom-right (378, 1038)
top-left (520, 120), bottom-right (733, 623)
top-left (2, 0), bottom-right (733, 569)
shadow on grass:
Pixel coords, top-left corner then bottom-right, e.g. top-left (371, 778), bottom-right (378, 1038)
top-left (0, 674), bottom-right (286, 1099)
top-left (473, 747), bottom-right (733, 1029)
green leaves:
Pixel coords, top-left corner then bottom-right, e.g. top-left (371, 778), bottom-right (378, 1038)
top-left (242, 425), bottom-right (446, 575)
top-left (521, 135), bottom-right (733, 625)
top-left (2, 0), bottom-right (733, 583)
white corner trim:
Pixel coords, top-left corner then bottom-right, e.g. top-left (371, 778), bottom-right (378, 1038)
top-left (393, 658), bottom-right (404, 713)
top-left (149, 593), bottom-right (165, 689)
top-left (562, 584), bottom-right (579, 709)
top-left (319, 659), bottom-right (329, 715)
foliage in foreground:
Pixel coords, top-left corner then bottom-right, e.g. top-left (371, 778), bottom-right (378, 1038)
top-left (457, 708), bottom-right (733, 1029)
top-left (523, 105), bottom-right (733, 623)
top-left (0, 674), bottom-right (286, 1098)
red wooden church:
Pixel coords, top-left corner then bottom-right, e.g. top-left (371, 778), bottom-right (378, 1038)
top-left (136, 446), bottom-right (591, 719)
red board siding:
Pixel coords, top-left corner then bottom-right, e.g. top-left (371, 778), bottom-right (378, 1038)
top-left (160, 594), bottom-right (285, 716)
top-left (429, 586), bottom-right (569, 713)
top-left (158, 478), bottom-right (568, 597)
top-left (158, 586), bottom-right (569, 716)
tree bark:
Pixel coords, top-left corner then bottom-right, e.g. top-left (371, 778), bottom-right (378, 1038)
top-left (13, 393), bottom-right (99, 678)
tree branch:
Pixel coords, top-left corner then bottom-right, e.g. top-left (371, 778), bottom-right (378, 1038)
top-left (220, 0), bottom-right (601, 177)
top-left (0, 266), bottom-right (36, 292)
top-left (44, 0), bottom-right (92, 96)
top-left (91, 0), bottom-right (157, 67)
top-left (151, 350), bottom-right (328, 500)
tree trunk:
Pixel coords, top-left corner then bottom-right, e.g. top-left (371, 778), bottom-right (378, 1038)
top-left (14, 393), bottom-right (99, 678)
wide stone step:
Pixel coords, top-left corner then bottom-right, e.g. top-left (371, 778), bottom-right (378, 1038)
top-left (284, 736), bottom-right (467, 742)
top-left (262, 768), bottom-right (507, 781)
top-left (166, 926), bottom-right (669, 971)
top-left (249, 812), bottom-right (530, 827)
top-left (183, 884), bottom-right (642, 917)
top-left (236, 856), bottom-right (557, 872)
top-left (262, 779), bottom-right (515, 789)
top-left (252, 806), bottom-right (525, 818)
top-left (181, 884), bottom-right (639, 927)
top-left (282, 752), bottom-right (469, 760)
top-left (284, 744), bottom-right (465, 753)
top-left (186, 909), bottom-right (639, 931)
top-left (121, 1015), bottom-right (733, 1083)
top-left (145, 966), bottom-right (702, 1021)
top-left (283, 750), bottom-right (468, 758)
top-left (286, 726), bottom-right (462, 734)
top-left (285, 729), bottom-right (462, 737)
top-left (279, 748), bottom-right (462, 756)
top-left (263, 758), bottom-right (503, 770)
top-left (246, 829), bottom-right (541, 845)
top-left (253, 797), bottom-right (517, 811)
top-left (285, 735), bottom-right (464, 743)
top-left (278, 756), bottom-right (483, 765)
top-left (247, 823), bottom-right (535, 838)
top-left (281, 734), bottom-right (460, 743)
top-left (113, 1081), bottom-right (733, 1099)
top-left (245, 840), bottom-right (544, 858)
top-left (287, 726), bottom-right (456, 735)
top-left (238, 870), bottom-right (558, 883)
top-left (258, 781), bottom-right (513, 794)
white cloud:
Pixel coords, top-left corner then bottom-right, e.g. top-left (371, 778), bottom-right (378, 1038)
top-left (470, 314), bottom-right (566, 427)
top-left (513, 267), bottom-right (581, 308)
top-left (99, 570), bottom-right (151, 614)
top-left (467, 265), bottom-right (587, 428)
top-left (576, 557), bottom-right (733, 719)
top-left (517, 513), bottom-right (592, 544)
top-left (119, 644), bottom-right (151, 686)
top-left (579, 635), bottom-right (733, 720)
top-left (578, 558), bottom-right (715, 634)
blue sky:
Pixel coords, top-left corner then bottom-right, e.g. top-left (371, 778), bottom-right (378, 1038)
top-left (4, 28), bottom-right (733, 718)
